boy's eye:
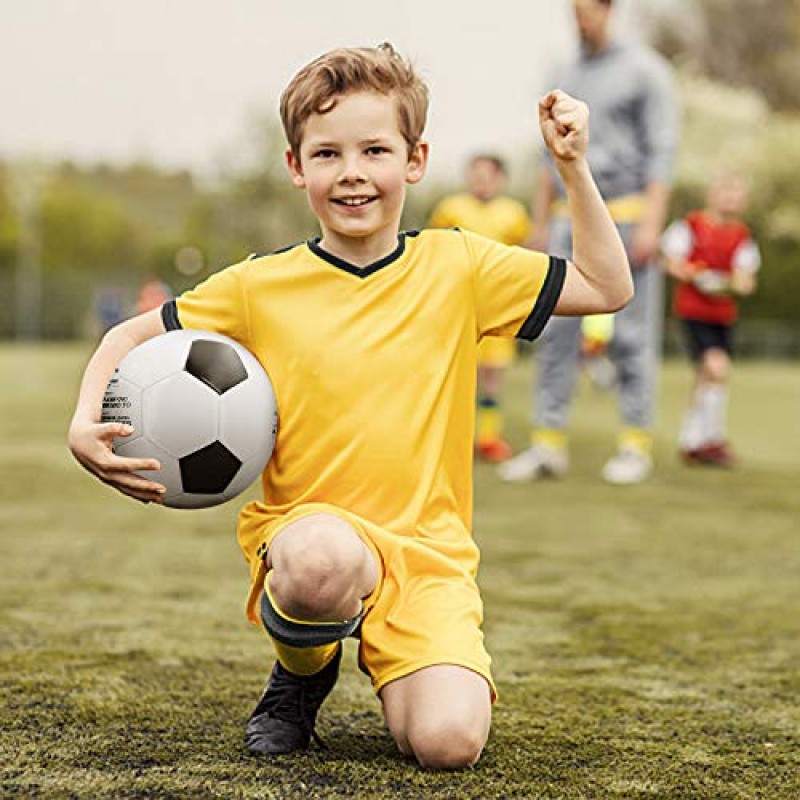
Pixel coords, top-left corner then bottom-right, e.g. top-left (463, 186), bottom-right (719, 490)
top-left (313, 149), bottom-right (337, 159)
top-left (365, 146), bottom-right (389, 156)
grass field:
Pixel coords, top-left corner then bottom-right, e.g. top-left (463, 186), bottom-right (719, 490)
top-left (1, 343), bottom-right (798, 799)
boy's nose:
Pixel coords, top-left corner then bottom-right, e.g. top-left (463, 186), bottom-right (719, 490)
top-left (338, 156), bottom-right (367, 183)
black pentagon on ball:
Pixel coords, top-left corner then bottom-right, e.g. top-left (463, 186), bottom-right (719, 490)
top-left (179, 441), bottom-right (242, 494)
top-left (185, 340), bottom-right (248, 395)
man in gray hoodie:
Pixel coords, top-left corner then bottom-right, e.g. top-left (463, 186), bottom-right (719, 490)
top-left (501, 0), bottom-right (679, 485)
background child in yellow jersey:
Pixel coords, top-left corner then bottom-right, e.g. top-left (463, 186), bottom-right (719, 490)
top-left (68, 44), bottom-right (631, 769)
top-left (428, 155), bottom-right (531, 462)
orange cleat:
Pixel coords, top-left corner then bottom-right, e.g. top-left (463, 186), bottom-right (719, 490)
top-left (476, 438), bottom-right (513, 463)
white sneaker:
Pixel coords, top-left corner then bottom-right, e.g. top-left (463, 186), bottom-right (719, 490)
top-left (498, 444), bottom-right (569, 482)
top-left (601, 447), bottom-right (652, 485)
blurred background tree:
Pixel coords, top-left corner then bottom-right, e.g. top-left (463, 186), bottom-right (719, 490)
top-left (0, 122), bottom-right (315, 339)
top-left (643, 0), bottom-right (800, 330)
top-left (649, 0), bottom-right (800, 111)
top-left (1, 0), bottom-right (799, 345)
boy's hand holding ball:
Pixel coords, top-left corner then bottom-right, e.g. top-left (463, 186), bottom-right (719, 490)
top-left (693, 268), bottom-right (732, 296)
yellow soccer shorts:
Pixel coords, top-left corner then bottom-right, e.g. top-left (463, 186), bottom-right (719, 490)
top-left (239, 502), bottom-right (496, 700)
top-left (477, 335), bottom-right (515, 368)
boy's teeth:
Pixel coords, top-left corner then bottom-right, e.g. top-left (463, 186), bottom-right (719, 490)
top-left (340, 197), bottom-right (371, 206)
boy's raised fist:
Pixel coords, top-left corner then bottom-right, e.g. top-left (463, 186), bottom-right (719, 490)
top-left (539, 90), bottom-right (589, 163)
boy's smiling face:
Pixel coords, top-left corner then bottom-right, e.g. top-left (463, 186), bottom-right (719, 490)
top-left (286, 91), bottom-right (428, 264)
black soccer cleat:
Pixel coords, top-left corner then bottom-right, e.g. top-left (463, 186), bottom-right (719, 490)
top-left (245, 646), bottom-right (341, 755)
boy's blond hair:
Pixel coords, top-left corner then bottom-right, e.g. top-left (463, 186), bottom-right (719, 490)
top-left (280, 43), bottom-right (429, 159)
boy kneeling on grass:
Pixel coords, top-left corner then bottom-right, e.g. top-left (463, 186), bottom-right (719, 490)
top-left (68, 43), bottom-right (632, 769)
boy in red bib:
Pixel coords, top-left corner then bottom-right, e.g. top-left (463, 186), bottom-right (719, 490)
top-left (661, 172), bottom-right (761, 466)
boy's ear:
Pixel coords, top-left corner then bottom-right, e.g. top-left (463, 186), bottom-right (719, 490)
top-left (406, 140), bottom-right (429, 186)
top-left (285, 148), bottom-right (306, 188)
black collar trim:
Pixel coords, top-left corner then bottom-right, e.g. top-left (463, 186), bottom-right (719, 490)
top-left (307, 231), bottom-right (418, 278)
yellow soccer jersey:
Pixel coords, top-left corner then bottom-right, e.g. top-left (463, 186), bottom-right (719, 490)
top-left (427, 193), bottom-right (531, 246)
top-left (163, 229), bottom-right (564, 578)
top-left (428, 194), bottom-right (532, 368)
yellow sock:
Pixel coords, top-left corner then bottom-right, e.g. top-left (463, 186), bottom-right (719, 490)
top-left (619, 427), bottom-right (652, 455)
top-left (263, 579), bottom-right (342, 676)
top-left (271, 638), bottom-right (340, 677)
top-left (532, 428), bottom-right (568, 450)
top-left (477, 399), bottom-right (502, 443)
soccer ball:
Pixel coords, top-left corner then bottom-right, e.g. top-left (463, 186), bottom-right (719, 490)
top-left (101, 330), bottom-right (278, 509)
top-left (692, 269), bottom-right (730, 296)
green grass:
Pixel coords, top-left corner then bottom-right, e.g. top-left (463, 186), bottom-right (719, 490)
top-left (1, 343), bottom-right (798, 799)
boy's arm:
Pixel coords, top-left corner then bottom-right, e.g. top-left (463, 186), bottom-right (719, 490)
top-left (689, 267), bottom-right (755, 298)
top-left (539, 91), bottom-right (633, 315)
top-left (68, 308), bottom-right (167, 503)
top-left (663, 255), bottom-right (696, 282)
top-left (730, 238), bottom-right (760, 296)
top-left (730, 269), bottom-right (756, 296)
top-left (661, 219), bottom-right (695, 282)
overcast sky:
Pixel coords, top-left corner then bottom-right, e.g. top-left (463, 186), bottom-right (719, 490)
top-left (1, 0), bottom-right (649, 180)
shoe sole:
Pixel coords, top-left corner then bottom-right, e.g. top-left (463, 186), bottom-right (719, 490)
top-left (499, 465), bottom-right (567, 482)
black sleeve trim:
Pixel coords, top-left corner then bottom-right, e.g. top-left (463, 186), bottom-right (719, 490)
top-left (161, 300), bottom-right (182, 331)
top-left (516, 256), bottom-right (567, 341)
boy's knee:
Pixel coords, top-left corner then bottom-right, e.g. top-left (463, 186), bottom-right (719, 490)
top-left (407, 720), bottom-right (486, 770)
top-left (269, 513), bottom-right (373, 618)
top-left (703, 348), bottom-right (729, 381)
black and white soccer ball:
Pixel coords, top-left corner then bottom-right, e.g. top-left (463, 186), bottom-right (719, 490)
top-left (101, 330), bottom-right (278, 509)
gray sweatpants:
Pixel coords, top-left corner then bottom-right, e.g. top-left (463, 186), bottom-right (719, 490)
top-left (533, 218), bottom-right (664, 431)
